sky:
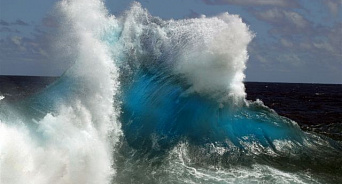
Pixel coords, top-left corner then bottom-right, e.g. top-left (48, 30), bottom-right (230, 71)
top-left (0, 0), bottom-right (341, 83)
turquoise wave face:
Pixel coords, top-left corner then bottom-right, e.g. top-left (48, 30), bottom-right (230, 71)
top-left (108, 7), bottom-right (342, 177)
top-left (116, 65), bottom-right (342, 183)
top-left (121, 69), bottom-right (304, 152)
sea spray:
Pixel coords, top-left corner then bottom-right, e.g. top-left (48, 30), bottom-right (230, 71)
top-left (113, 3), bottom-right (342, 183)
top-left (110, 3), bottom-right (253, 104)
top-left (1, 1), bottom-right (342, 184)
top-left (0, 0), bottom-right (120, 183)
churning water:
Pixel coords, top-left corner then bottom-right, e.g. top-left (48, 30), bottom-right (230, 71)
top-left (1, 1), bottom-right (341, 183)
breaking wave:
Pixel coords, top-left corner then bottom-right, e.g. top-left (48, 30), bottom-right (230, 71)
top-left (1, 0), bottom-right (341, 183)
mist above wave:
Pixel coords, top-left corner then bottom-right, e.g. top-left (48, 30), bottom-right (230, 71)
top-left (110, 3), bottom-right (253, 103)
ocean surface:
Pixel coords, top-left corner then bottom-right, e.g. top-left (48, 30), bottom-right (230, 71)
top-left (1, 76), bottom-right (341, 183)
top-left (1, 1), bottom-right (341, 184)
top-left (1, 76), bottom-right (341, 141)
top-left (245, 82), bottom-right (342, 141)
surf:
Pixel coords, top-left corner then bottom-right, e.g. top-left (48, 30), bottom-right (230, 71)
top-left (0, 0), bottom-right (341, 183)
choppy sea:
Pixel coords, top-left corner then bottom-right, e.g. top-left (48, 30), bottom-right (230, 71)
top-left (1, 1), bottom-right (341, 183)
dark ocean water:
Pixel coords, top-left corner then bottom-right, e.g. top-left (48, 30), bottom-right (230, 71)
top-left (245, 82), bottom-right (342, 141)
top-left (0, 76), bottom-right (57, 102)
top-left (1, 76), bottom-right (341, 141)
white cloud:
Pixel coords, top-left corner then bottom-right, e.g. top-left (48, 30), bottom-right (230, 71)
top-left (11, 36), bottom-right (22, 45)
top-left (255, 8), bottom-right (283, 21)
top-left (10, 36), bottom-right (26, 51)
top-left (324, 0), bottom-right (342, 16)
top-left (313, 41), bottom-right (335, 53)
top-left (253, 9), bottom-right (308, 29)
top-left (280, 38), bottom-right (293, 47)
top-left (203, 0), bottom-right (299, 7)
top-left (283, 11), bottom-right (307, 28)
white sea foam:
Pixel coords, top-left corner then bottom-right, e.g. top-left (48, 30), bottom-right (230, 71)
top-left (0, 0), bottom-right (120, 183)
top-left (0, 109), bottom-right (113, 184)
top-left (171, 13), bottom-right (254, 103)
top-left (113, 3), bottom-right (253, 103)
